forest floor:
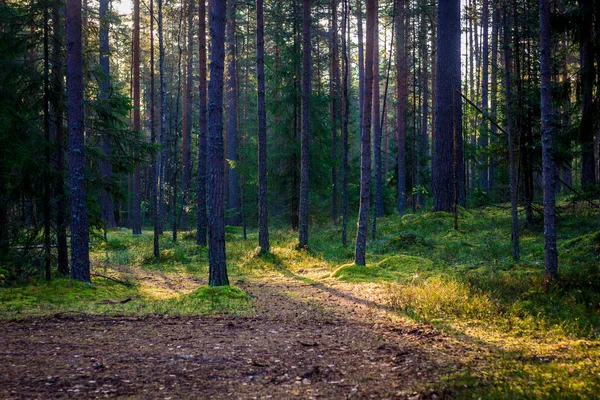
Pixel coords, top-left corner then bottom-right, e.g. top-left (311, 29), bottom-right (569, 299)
top-left (2, 202), bottom-right (600, 398)
top-left (0, 275), bottom-right (461, 399)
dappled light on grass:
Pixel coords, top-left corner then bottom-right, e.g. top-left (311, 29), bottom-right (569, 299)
top-left (1, 203), bottom-right (600, 397)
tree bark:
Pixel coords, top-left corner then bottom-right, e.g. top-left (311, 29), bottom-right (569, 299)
top-left (100, 0), bottom-right (116, 229)
top-left (257, 0), bottom-right (269, 253)
top-left (373, 3), bottom-right (383, 218)
top-left (330, 0), bottom-right (340, 223)
top-left (539, 0), bottom-right (558, 282)
top-left (197, 0), bottom-right (208, 246)
top-left (299, 0), bottom-right (311, 248)
top-left (226, 0), bottom-right (241, 226)
top-left (479, 0), bottom-right (489, 192)
top-left (433, 0), bottom-right (463, 212)
top-left (578, 0), bottom-right (596, 188)
top-left (341, 0), bottom-right (350, 245)
top-left (208, 0), bottom-right (229, 286)
top-left (355, 0), bottom-right (375, 265)
top-left (396, 0), bottom-right (406, 215)
top-left (503, 0), bottom-right (519, 260)
top-left (181, 0), bottom-right (194, 231)
top-left (132, 0), bottom-right (142, 235)
top-left (51, 3), bottom-right (69, 275)
top-left (66, 0), bottom-right (90, 281)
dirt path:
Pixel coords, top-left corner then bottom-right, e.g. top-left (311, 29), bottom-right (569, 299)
top-left (0, 275), bottom-right (465, 399)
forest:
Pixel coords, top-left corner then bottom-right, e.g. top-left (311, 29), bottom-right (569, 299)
top-left (1, 0), bottom-right (600, 397)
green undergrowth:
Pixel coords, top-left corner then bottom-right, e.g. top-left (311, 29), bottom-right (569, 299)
top-left (1, 200), bottom-right (599, 397)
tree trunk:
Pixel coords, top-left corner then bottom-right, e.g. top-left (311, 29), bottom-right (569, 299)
top-left (503, 0), bottom-right (519, 260)
top-left (579, 0), bottom-right (596, 188)
top-left (181, 0), bottom-right (194, 231)
top-left (100, 0), bottom-right (116, 229)
top-left (479, 0), bottom-right (489, 192)
top-left (396, 0), bottom-right (406, 215)
top-left (150, 0), bottom-right (159, 257)
top-left (158, 0), bottom-right (166, 235)
top-left (66, 0), bottom-right (90, 281)
top-left (354, 0), bottom-right (375, 265)
top-left (489, 0), bottom-right (499, 191)
top-left (341, 0), bottom-right (350, 245)
top-left (298, 0), bottom-right (311, 248)
top-left (257, 0), bottom-right (269, 253)
top-left (226, 0), bottom-right (241, 226)
top-left (330, 0), bottom-right (340, 223)
top-left (539, 0), bottom-right (558, 282)
top-left (132, 0), bottom-right (142, 235)
top-left (373, 3), bottom-right (383, 218)
top-left (433, 0), bottom-right (463, 212)
top-left (208, 0), bottom-right (229, 286)
top-left (51, 3), bottom-right (69, 275)
top-left (356, 0), bottom-right (364, 130)
top-left (197, 0), bottom-right (208, 246)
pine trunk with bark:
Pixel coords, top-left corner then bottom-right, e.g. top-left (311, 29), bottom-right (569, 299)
top-left (396, 0), bottom-right (406, 215)
top-left (479, 0), bottom-right (489, 192)
top-left (539, 0), bottom-right (558, 282)
top-left (208, 0), bottom-right (229, 286)
top-left (373, 4), bottom-right (383, 218)
top-left (181, 0), bottom-right (194, 231)
top-left (197, 0), bottom-right (208, 246)
top-left (66, 0), bottom-right (90, 281)
top-left (341, 0), bottom-right (350, 245)
top-left (355, 0), bottom-right (375, 266)
top-left (330, 0), bottom-right (340, 223)
top-left (226, 0), bottom-right (241, 226)
top-left (433, 0), bottom-right (463, 212)
top-left (257, 0), bottom-right (269, 253)
top-left (298, 0), bottom-right (311, 249)
top-left (132, 0), bottom-right (142, 235)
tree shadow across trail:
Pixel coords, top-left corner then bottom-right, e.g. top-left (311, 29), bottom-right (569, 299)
top-left (0, 264), bottom-right (462, 399)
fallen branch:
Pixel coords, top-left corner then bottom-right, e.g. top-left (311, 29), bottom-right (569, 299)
top-left (91, 273), bottom-right (133, 287)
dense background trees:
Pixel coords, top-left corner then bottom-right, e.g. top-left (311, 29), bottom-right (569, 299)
top-left (1, 0), bottom-right (600, 284)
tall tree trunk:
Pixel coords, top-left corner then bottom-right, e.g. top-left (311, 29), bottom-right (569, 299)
top-left (197, 0), bottom-right (208, 246)
top-left (503, 0), bottom-right (519, 260)
top-left (299, 0), bottom-right (311, 248)
top-left (341, 0), bottom-right (350, 245)
top-left (66, 0), bottom-right (90, 281)
top-left (158, 0), bottom-right (167, 235)
top-left (579, 0), bottom-right (596, 188)
top-left (373, 3), bottom-right (383, 218)
top-left (419, 13), bottom-right (429, 206)
top-left (181, 0), bottom-right (194, 231)
top-left (226, 0), bottom-right (241, 226)
top-left (51, 2), bottom-right (69, 275)
top-left (43, 4), bottom-right (51, 280)
top-left (489, 0), bottom-right (499, 191)
top-left (100, 0), bottom-right (116, 229)
top-left (479, 0), bottom-right (489, 192)
top-left (208, 0), bottom-right (229, 286)
top-left (355, 0), bottom-right (375, 265)
top-left (539, 0), bottom-right (558, 282)
top-left (433, 0), bottom-right (463, 212)
top-left (257, 0), bottom-right (269, 253)
top-left (132, 0), bottom-right (142, 235)
top-left (356, 0), bottom-right (364, 130)
top-left (396, 0), bottom-right (406, 215)
top-left (330, 0), bottom-right (340, 223)
top-left (150, 0), bottom-right (159, 257)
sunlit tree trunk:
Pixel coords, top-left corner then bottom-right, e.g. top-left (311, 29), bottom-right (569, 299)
top-left (396, 0), bottom-right (406, 215)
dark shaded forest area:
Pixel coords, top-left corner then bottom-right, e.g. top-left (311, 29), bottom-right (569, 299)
top-left (1, 0), bottom-right (600, 397)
